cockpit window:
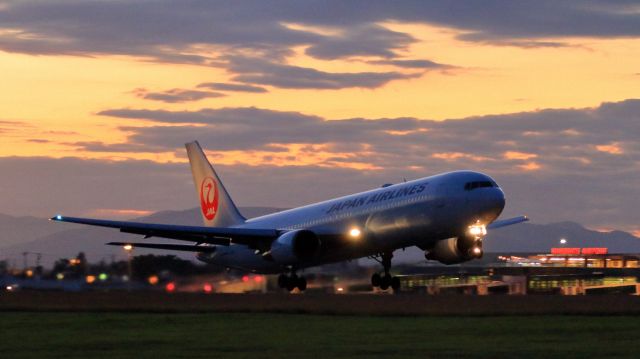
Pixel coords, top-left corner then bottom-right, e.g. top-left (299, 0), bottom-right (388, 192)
top-left (464, 181), bottom-right (497, 191)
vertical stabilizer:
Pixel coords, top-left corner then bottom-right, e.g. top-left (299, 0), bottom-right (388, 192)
top-left (185, 141), bottom-right (246, 227)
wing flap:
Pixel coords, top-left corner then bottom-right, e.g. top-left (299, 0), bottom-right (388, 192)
top-left (107, 242), bottom-right (217, 253)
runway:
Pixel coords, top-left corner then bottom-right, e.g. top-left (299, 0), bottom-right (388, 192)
top-left (3, 291), bottom-right (640, 315)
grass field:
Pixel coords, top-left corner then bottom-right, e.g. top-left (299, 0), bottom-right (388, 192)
top-left (2, 313), bottom-right (640, 358)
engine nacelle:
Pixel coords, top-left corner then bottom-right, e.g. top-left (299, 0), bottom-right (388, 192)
top-left (424, 234), bottom-right (483, 265)
top-left (269, 230), bottom-right (321, 265)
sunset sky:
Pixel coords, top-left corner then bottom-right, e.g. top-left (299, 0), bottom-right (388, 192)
top-left (0, 1), bottom-right (639, 235)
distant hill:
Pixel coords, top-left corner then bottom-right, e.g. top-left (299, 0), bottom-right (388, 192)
top-left (0, 214), bottom-right (64, 248)
top-left (1, 208), bottom-right (639, 267)
top-left (483, 221), bottom-right (640, 253)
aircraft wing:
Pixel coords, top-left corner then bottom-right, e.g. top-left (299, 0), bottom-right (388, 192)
top-left (487, 215), bottom-right (529, 229)
top-left (50, 215), bottom-right (278, 248)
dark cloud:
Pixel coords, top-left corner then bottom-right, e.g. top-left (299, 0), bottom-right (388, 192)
top-left (304, 24), bottom-right (414, 59)
top-left (0, 120), bottom-right (32, 134)
top-left (225, 56), bottom-right (419, 89)
top-left (197, 82), bottom-right (268, 93)
top-left (0, 0), bottom-right (638, 66)
top-left (94, 100), bottom-right (640, 166)
top-left (133, 88), bottom-right (225, 103)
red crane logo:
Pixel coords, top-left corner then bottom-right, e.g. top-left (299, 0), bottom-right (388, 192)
top-left (200, 177), bottom-right (219, 220)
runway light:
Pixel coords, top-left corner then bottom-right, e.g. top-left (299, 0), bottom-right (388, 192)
top-left (203, 283), bottom-right (213, 293)
top-left (349, 228), bottom-right (361, 238)
top-left (123, 244), bottom-right (133, 251)
top-left (165, 282), bottom-right (176, 292)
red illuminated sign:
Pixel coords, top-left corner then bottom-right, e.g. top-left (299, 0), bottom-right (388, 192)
top-left (581, 247), bottom-right (608, 255)
top-left (551, 248), bottom-right (581, 255)
top-left (550, 247), bottom-right (608, 255)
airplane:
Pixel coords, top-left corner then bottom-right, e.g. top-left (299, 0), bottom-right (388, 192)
top-left (51, 141), bottom-right (528, 292)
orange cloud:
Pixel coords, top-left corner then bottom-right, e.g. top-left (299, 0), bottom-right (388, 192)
top-left (504, 151), bottom-right (538, 160)
top-left (385, 129), bottom-right (429, 136)
top-left (206, 144), bottom-right (382, 170)
top-left (432, 152), bottom-right (492, 162)
top-left (517, 162), bottom-right (541, 171)
top-left (595, 143), bottom-right (623, 154)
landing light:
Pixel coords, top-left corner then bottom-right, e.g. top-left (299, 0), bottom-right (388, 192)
top-left (55, 215), bottom-right (62, 220)
top-left (349, 228), bottom-right (361, 238)
top-left (468, 224), bottom-right (487, 236)
top-left (123, 244), bottom-right (133, 251)
top-left (472, 247), bottom-right (482, 255)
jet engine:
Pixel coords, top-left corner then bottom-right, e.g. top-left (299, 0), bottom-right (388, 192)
top-left (268, 230), bottom-right (321, 265)
top-left (425, 225), bottom-right (485, 264)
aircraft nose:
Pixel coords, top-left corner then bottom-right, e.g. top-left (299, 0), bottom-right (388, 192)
top-left (495, 188), bottom-right (506, 212)
top-left (473, 187), bottom-right (505, 222)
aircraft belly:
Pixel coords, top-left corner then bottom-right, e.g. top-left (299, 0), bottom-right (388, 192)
top-left (198, 245), bottom-right (282, 274)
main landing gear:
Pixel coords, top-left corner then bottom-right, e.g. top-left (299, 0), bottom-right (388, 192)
top-left (278, 272), bottom-right (307, 292)
top-left (370, 251), bottom-right (401, 291)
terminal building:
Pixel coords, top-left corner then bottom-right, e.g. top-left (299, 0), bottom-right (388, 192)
top-left (500, 247), bottom-right (640, 268)
top-left (395, 248), bottom-right (640, 296)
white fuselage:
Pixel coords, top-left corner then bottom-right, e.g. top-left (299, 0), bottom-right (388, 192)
top-left (198, 170), bottom-right (505, 273)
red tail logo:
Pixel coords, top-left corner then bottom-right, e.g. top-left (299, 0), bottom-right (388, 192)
top-left (200, 177), bottom-right (219, 221)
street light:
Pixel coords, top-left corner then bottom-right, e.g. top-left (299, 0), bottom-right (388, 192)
top-left (123, 244), bottom-right (133, 291)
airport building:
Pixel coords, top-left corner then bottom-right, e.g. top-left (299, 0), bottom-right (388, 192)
top-left (396, 248), bottom-right (640, 295)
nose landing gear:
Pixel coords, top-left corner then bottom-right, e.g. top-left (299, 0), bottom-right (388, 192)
top-left (369, 251), bottom-right (401, 291)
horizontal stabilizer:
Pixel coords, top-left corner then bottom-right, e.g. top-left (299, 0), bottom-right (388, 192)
top-left (487, 215), bottom-right (529, 229)
top-left (107, 242), bottom-right (217, 253)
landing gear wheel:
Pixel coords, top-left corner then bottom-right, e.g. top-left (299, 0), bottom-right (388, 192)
top-left (371, 273), bottom-right (381, 287)
top-left (380, 274), bottom-right (391, 290)
top-left (297, 277), bottom-right (307, 291)
top-left (391, 276), bottom-right (401, 291)
top-left (278, 274), bottom-right (288, 289)
top-left (286, 274), bottom-right (298, 292)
